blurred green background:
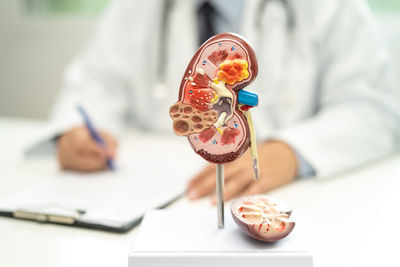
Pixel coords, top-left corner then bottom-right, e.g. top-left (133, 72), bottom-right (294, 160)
top-left (22, 0), bottom-right (400, 16)
top-left (23, 0), bottom-right (110, 16)
top-left (369, 0), bottom-right (400, 12)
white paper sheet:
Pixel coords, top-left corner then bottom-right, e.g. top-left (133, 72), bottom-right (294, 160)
top-left (0, 132), bottom-right (205, 229)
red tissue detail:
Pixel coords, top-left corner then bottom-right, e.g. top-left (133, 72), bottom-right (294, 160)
top-left (192, 73), bottom-right (211, 88)
top-left (183, 73), bottom-right (214, 111)
top-left (239, 105), bottom-right (252, 111)
top-left (228, 53), bottom-right (243, 60)
top-left (189, 94), bottom-right (212, 111)
top-left (221, 128), bottom-right (240, 145)
top-left (198, 126), bottom-right (217, 143)
top-left (184, 88), bottom-right (214, 111)
top-left (276, 222), bottom-right (286, 232)
top-left (208, 50), bottom-right (228, 65)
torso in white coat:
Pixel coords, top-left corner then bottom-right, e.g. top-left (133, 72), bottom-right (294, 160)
top-left (124, 0), bottom-right (319, 138)
top-left (62, 0), bottom-right (320, 137)
top-left (51, 0), bottom-right (399, 177)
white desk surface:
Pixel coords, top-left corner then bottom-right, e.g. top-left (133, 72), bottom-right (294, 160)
top-left (0, 116), bottom-right (399, 267)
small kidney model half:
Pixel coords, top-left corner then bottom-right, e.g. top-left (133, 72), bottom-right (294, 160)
top-left (231, 195), bottom-right (295, 242)
top-left (169, 33), bottom-right (259, 165)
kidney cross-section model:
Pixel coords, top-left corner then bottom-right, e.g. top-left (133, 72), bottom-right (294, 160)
top-left (170, 33), bottom-right (259, 164)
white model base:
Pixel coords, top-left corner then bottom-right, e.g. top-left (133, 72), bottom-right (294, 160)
top-left (128, 209), bottom-right (313, 267)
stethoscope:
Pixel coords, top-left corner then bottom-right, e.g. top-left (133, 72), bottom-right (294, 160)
top-left (253, 0), bottom-right (296, 126)
top-left (255, 0), bottom-right (295, 32)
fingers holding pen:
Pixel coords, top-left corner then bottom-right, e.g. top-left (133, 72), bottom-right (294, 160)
top-left (99, 131), bottom-right (118, 158)
top-left (57, 126), bottom-right (117, 172)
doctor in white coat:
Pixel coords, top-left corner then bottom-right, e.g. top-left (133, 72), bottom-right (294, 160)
top-left (52, 0), bottom-right (399, 202)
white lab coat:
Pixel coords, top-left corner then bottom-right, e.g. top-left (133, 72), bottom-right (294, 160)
top-left (48, 0), bottom-right (400, 178)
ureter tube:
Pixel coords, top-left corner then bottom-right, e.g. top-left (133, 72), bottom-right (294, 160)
top-left (242, 110), bottom-right (259, 180)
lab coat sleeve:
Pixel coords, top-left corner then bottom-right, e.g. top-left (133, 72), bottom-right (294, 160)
top-left (272, 0), bottom-right (400, 178)
top-left (294, 150), bottom-right (316, 178)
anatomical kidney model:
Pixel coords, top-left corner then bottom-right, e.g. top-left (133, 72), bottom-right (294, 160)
top-left (169, 33), bottom-right (297, 239)
top-left (170, 33), bottom-right (260, 230)
top-left (231, 195), bottom-right (295, 242)
top-left (169, 33), bottom-right (260, 177)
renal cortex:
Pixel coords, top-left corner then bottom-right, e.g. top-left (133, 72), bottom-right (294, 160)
top-left (169, 33), bottom-right (260, 180)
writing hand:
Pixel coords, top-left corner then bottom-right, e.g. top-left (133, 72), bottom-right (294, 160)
top-left (57, 126), bottom-right (117, 172)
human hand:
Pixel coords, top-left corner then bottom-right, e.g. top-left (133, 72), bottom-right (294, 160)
top-left (57, 126), bottom-right (117, 172)
top-left (186, 140), bottom-right (298, 204)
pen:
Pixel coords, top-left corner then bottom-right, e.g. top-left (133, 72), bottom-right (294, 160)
top-left (76, 105), bottom-right (115, 171)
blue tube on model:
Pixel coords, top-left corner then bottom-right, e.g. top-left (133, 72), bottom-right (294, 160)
top-left (238, 90), bottom-right (258, 107)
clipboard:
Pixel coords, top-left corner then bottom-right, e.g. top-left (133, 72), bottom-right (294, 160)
top-left (0, 132), bottom-right (203, 233)
top-left (0, 194), bottom-right (181, 233)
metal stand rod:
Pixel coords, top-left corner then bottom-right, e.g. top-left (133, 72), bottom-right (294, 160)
top-left (216, 164), bottom-right (224, 229)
